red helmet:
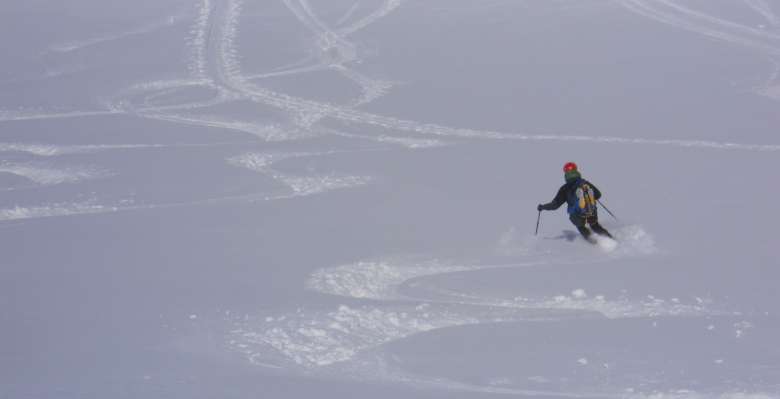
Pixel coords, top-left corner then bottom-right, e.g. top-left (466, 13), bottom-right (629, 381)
top-left (563, 162), bottom-right (578, 173)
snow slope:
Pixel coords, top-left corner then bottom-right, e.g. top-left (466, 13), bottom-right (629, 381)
top-left (1, 0), bottom-right (778, 398)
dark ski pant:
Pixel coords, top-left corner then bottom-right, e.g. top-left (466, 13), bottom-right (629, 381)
top-left (570, 214), bottom-right (612, 240)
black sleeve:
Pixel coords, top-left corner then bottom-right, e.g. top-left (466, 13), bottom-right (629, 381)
top-left (589, 181), bottom-right (602, 200)
top-left (541, 185), bottom-right (568, 210)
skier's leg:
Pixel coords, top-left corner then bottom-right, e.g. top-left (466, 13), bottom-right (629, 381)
top-left (589, 216), bottom-right (613, 238)
top-left (569, 215), bottom-right (593, 241)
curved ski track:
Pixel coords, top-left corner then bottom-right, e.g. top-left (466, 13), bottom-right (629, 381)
top-left (228, 226), bottom-right (737, 397)
top-left (2, 0), bottom-right (780, 151)
top-left (617, 0), bottom-right (780, 98)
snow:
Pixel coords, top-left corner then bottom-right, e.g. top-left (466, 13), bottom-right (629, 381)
top-left (0, 201), bottom-right (118, 221)
top-left (595, 235), bottom-right (619, 252)
top-left (0, 161), bottom-right (112, 185)
top-left (1, 0), bottom-right (779, 398)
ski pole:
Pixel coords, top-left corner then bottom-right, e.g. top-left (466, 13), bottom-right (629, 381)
top-left (598, 200), bottom-right (618, 221)
top-left (535, 210), bottom-right (541, 235)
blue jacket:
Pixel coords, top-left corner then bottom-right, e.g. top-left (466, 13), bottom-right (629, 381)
top-left (540, 177), bottom-right (602, 215)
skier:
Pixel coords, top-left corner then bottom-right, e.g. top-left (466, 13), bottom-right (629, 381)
top-left (537, 162), bottom-right (613, 242)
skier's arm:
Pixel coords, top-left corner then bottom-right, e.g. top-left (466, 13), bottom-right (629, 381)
top-left (539, 185), bottom-right (567, 211)
top-left (590, 182), bottom-right (602, 200)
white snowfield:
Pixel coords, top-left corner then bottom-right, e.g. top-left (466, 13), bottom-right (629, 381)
top-left (1, 0), bottom-right (778, 398)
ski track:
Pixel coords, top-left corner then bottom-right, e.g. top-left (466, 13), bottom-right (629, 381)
top-left (48, 14), bottom-right (186, 54)
top-left (141, 112), bottom-right (312, 141)
top-left (4, 0), bottom-right (780, 154)
top-left (616, 0), bottom-right (780, 102)
top-left (0, 141), bottom-right (267, 158)
top-left (272, 0), bottom-right (389, 124)
top-left (0, 186), bottom-right (308, 223)
top-left (0, 0), bottom-right (777, 221)
top-left (367, 134), bottom-right (447, 149)
top-left (209, 0), bottom-right (780, 152)
top-left (331, 64), bottom-right (396, 107)
top-left (255, 55), bottom-right (321, 77)
top-left (618, 0), bottom-right (780, 57)
top-left (335, 1), bottom-right (361, 27)
top-left (652, 0), bottom-right (780, 40)
top-left (227, 225), bottom-right (745, 397)
top-left (0, 109), bottom-right (122, 123)
top-left (0, 162), bottom-right (112, 185)
top-left (0, 64), bottom-right (90, 87)
top-left (326, 128), bottom-right (448, 149)
top-left (743, 0), bottom-right (780, 27)
top-left (188, 0), bottom-right (214, 80)
top-left (0, 200), bottom-right (126, 222)
top-left (230, 302), bottom-right (595, 370)
top-left (286, 0), bottom-right (357, 61)
top-left (227, 151), bottom-right (372, 198)
top-left (243, 63), bottom-right (329, 81)
top-left (0, 142), bottom-right (167, 156)
top-left (337, 0), bottom-right (403, 37)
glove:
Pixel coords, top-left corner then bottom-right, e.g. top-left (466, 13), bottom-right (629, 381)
top-left (537, 204), bottom-right (544, 212)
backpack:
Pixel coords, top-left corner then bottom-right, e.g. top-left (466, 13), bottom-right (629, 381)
top-left (568, 179), bottom-right (598, 217)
